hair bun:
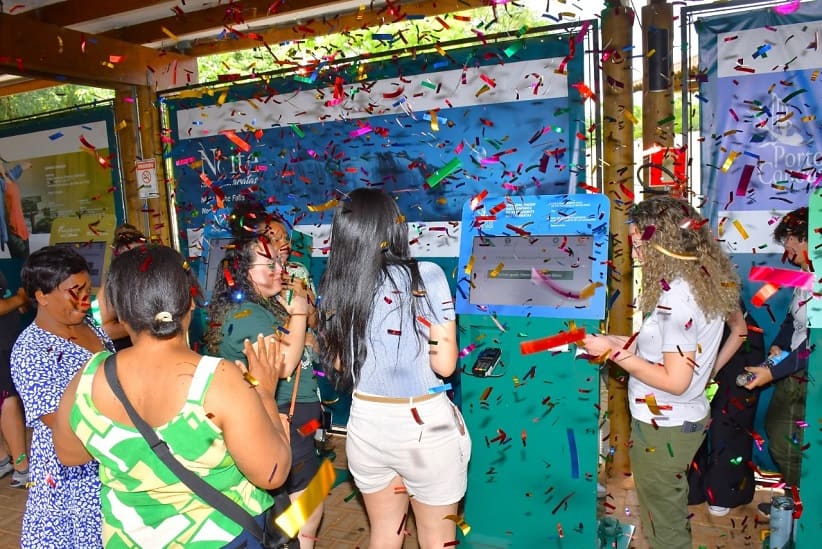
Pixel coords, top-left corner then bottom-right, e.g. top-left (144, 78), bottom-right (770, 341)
top-left (154, 311), bottom-right (173, 323)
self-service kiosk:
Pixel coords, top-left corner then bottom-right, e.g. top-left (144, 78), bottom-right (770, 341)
top-left (456, 194), bottom-right (610, 547)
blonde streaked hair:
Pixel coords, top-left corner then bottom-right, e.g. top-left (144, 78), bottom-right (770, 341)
top-left (631, 195), bottom-right (739, 319)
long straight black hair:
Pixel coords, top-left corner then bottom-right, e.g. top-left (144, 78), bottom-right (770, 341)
top-left (318, 188), bottom-right (428, 389)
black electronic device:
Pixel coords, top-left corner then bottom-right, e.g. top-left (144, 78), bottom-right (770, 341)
top-left (472, 347), bottom-right (502, 377)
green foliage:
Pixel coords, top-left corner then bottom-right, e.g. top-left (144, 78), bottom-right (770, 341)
top-left (198, 5), bottom-right (543, 84)
top-left (0, 84), bottom-right (113, 123)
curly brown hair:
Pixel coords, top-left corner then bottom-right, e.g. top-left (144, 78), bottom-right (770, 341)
top-left (630, 195), bottom-right (739, 319)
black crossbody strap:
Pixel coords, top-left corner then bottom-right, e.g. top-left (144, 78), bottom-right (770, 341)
top-left (102, 353), bottom-right (264, 541)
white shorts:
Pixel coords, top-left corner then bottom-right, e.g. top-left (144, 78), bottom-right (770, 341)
top-left (345, 392), bottom-right (472, 506)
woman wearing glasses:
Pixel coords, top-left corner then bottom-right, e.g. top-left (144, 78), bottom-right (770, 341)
top-left (204, 200), bottom-right (324, 548)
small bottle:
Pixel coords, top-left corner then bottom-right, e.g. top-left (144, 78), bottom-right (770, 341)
top-left (736, 350), bottom-right (791, 387)
top-left (769, 495), bottom-right (795, 549)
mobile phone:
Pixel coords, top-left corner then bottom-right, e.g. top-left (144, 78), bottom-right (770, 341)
top-left (472, 347), bottom-right (502, 377)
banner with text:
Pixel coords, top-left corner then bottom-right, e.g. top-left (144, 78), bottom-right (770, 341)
top-left (164, 27), bottom-right (591, 262)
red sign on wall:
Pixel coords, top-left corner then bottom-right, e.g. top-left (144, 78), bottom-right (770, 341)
top-left (649, 147), bottom-right (686, 188)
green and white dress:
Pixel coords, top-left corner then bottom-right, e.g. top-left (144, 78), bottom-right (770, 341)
top-left (70, 352), bottom-right (274, 548)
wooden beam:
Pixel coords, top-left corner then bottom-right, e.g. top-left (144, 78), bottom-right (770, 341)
top-left (22, 0), bottom-right (172, 27)
top-left (102, 0), bottom-right (342, 45)
top-left (186, 0), bottom-right (489, 57)
top-left (0, 13), bottom-right (194, 88)
top-left (0, 77), bottom-right (64, 97)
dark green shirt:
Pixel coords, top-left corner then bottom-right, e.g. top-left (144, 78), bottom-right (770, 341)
top-left (218, 302), bottom-right (318, 406)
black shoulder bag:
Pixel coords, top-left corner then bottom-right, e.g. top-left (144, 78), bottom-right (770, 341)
top-left (102, 354), bottom-right (298, 549)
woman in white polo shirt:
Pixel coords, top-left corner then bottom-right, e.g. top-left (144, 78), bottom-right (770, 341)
top-left (582, 195), bottom-right (746, 549)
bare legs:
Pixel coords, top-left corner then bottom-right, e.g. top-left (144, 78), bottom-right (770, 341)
top-left (362, 475), bottom-right (458, 549)
top-left (0, 396), bottom-right (28, 472)
top-left (289, 488), bottom-right (324, 549)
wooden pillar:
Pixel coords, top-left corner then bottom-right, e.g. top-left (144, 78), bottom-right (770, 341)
top-left (113, 86), bottom-right (172, 245)
top-left (601, 2), bottom-right (636, 480)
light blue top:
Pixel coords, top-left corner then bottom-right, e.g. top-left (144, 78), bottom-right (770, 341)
top-left (355, 262), bottom-right (454, 397)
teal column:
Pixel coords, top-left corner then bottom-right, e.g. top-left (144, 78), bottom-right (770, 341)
top-left (797, 188), bottom-right (822, 545)
top-left (460, 315), bottom-right (600, 547)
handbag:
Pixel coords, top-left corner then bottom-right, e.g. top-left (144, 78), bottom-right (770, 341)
top-left (279, 360), bottom-right (302, 443)
top-left (102, 353), bottom-right (298, 549)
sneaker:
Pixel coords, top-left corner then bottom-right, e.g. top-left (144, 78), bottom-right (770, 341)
top-left (0, 460), bottom-right (12, 479)
top-left (597, 483), bottom-right (607, 499)
top-left (708, 505), bottom-right (730, 517)
top-left (9, 469), bottom-right (28, 489)
top-left (757, 502), bottom-right (771, 518)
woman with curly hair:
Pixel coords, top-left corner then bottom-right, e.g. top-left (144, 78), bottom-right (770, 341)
top-left (581, 195), bottom-right (747, 549)
top-left (204, 201), bottom-right (324, 548)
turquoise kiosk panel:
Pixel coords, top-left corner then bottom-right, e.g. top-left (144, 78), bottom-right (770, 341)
top-left (457, 194), bottom-right (609, 547)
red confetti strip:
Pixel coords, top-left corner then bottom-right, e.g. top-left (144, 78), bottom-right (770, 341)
top-left (520, 328), bottom-right (586, 355)
top-left (297, 418), bottom-right (321, 437)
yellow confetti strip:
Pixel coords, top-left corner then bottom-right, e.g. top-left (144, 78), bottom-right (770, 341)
top-left (579, 282), bottom-right (603, 300)
top-left (721, 150), bottom-right (740, 173)
top-left (307, 199), bottom-right (339, 212)
top-left (732, 219), bottom-right (749, 239)
top-left (489, 262), bottom-right (504, 278)
top-left (429, 110), bottom-right (439, 132)
top-left (464, 255), bottom-right (475, 275)
top-left (275, 459), bottom-right (336, 537)
top-left (443, 514), bottom-right (471, 536)
top-left (645, 393), bottom-right (662, 415)
top-left (233, 309), bottom-right (252, 319)
top-left (623, 110), bottom-right (638, 124)
top-left (161, 26), bottom-right (178, 41)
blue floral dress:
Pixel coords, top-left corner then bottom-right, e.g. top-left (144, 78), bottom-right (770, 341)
top-left (10, 317), bottom-right (113, 549)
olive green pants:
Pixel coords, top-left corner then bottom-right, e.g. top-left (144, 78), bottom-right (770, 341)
top-left (629, 417), bottom-right (708, 549)
top-left (765, 374), bottom-right (807, 487)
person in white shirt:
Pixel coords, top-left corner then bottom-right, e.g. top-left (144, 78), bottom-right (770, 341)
top-left (581, 195), bottom-right (746, 549)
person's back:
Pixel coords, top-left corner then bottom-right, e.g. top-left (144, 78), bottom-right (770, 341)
top-left (69, 348), bottom-right (272, 547)
top-left (53, 245), bottom-right (292, 549)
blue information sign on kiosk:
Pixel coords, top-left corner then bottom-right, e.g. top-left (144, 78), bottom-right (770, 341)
top-left (456, 193), bottom-right (610, 548)
top-left (456, 193), bottom-right (610, 320)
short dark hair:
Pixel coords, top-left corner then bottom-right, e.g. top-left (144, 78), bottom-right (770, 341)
top-left (106, 245), bottom-right (201, 338)
top-left (22, 246), bottom-right (89, 297)
top-left (112, 223), bottom-right (146, 254)
top-left (774, 207), bottom-right (808, 243)
top-left (227, 199), bottom-right (287, 243)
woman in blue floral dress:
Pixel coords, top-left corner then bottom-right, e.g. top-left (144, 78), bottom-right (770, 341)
top-left (10, 246), bottom-right (113, 548)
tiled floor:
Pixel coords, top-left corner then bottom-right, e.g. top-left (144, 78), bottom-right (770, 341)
top-left (0, 434), bottom-right (777, 548)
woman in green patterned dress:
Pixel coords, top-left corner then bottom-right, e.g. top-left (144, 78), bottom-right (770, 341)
top-left (51, 244), bottom-right (292, 548)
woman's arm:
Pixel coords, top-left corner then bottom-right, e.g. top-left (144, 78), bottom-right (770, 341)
top-left (210, 336), bottom-right (291, 489)
top-left (712, 308), bottom-right (747, 374)
top-left (429, 320), bottom-right (458, 377)
top-left (53, 369), bottom-right (94, 466)
top-left (274, 291), bottom-right (309, 378)
top-left (97, 277), bottom-right (130, 342)
top-left (582, 334), bottom-right (696, 395)
top-left (0, 287), bottom-right (27, 316)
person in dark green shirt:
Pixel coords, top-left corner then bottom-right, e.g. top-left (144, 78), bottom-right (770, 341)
top-left (205, 200), bottom-right (324, 548)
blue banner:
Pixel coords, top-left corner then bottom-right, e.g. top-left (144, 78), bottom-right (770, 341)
top-left (163, 29), bottom-right (589, 259)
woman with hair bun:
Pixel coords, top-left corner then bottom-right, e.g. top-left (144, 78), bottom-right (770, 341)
top-left (580, 195), bottom-right (747, 549)
top-left (51, 244), bottom-right (292, 548)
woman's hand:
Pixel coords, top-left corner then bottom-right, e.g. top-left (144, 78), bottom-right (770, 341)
top-left (276, 283), bottom-right (309, 317)
top-left (742, 365), bottom-right (774, 390)
top-left (580, 334), bottom-right (619, 357)
top-left (239, 334), bottom-right (284, 395)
